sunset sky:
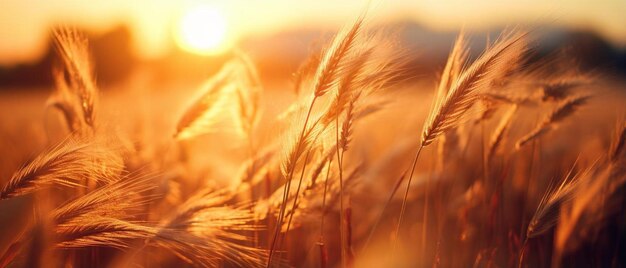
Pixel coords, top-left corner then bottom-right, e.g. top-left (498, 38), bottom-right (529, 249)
top-left (1, 0), bottom-right (625, 65)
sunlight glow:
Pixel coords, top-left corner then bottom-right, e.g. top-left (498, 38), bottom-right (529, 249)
top-left (175, 5), bottom-right (230, 55)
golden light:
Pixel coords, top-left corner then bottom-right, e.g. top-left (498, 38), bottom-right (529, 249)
top-left (175, 5), bottom-right (230, 55)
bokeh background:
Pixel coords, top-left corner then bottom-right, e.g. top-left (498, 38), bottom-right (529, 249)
top-left (0, 2), bottom-right (625, 267)
top-left (1, 0), bottom-right (625, 89)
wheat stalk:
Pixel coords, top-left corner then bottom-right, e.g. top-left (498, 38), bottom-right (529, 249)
top-left (158, 188), bottom-right (265, 267)
top-left (267, 14), bottom-right (366, 267)
top-left (0, 137), bottom-right (122, 199)
top-left (233, 51), bottom-right (263, 138)
top-left (526, 167), bottom-right (582, 238)
top-left (233, 145), bottom-right (277, 193)
top-left (153, 228), bottom-right (266, 267)
top-left (482, 92), bottom-right (536, 106)
top-left (48, 67), bottom-right (83, 133)
top-left (539, 80), bottom-right (585, 102)
top-left (292, 51), bottom-right (322, 96)
top-left (56, 217), bottom-right (155, 249)
top-left (174, 60), bottom-right (238, 140)
top-left (487, 105), bottom-right (518, 161)
top-left (312, 15), bottom-right (364, 97)
top-left (517, 164), bottom-right (586, 268)
top-left (394, 30), bottom-right (528, 255)
top-left (52, 173), bottom-right (155, 224)
top-left (435, 31), bottom-right (468, 170)
top-left (422, 31), bottom-right (527, 146)
top-left (334, 93), bottom-right (358, 266)
top-left (53, 28), bottom-right (98, 129)
top-left (255, 147), bottom-right (333, 222)
top-left (321, 49), bottom-right (371, 125)
top-left (552, 163), bottom-right (610, 267)
top-left (516, 95), bottom-right (590, 149)
top-left (279, 163), bottom-right (363, 231)
top-left (161, 188), bottom-right (233, 229)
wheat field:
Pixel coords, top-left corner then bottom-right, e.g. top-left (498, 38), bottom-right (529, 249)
top-left (0, 11), bottom-right (625, 268)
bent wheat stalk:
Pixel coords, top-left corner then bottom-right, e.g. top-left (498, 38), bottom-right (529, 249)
top-left (0, 137), bottom-right (122, 199)
top-left (516, 95), bottom-right (590, 149)
top-left (393, 30), bottom-right (528, 255)
top-left (52, 173), bottom-right (155, 224)
top-left (53, 28), bottom-right (98, 129)
top-left (519, 163), bottom-right (586, 268)
top-left (175, 61), bottom-right (238, 140)
top-left (267, 14), bottom-right (365, 267)
top-left (334, 96), bottom-right (356, 267)
top-left (487, 105), bottom-right (518, 161)
top-left (155, 188), bottom-right (265, 267)
top-left (56, 217), bottom-right (155, 249)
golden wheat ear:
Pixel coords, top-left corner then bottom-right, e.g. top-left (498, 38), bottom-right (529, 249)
top-left (436, 31), bottom-right (468, 100)
top-left (174, 60), bottom-right (238, 140)
top-left (267, 16), bottom-right (369, 266)
top-left (487, 105), bottom-right (518, 161)
top-left (156, 189), bottom-right (265, 267)
top-left (393, 30), bottom-right (529, 258)
top-left (539, 81), bottom-right (580, 101)
top-left (152, 227), bottom-right (267, 267)
top-left (0, 137), bottom-right (123, 200)
top-left (55, 217), bottom-right (156, 249)
top-left (233, 51), bottom-right (262, 137)
top-left (434, 32), bottom-right (467, 168)
top-left (47, 66), bottom-right (83, 133)
top-left (422, 30), bottom-right (528, 147)
top-left (53, 27), bottom-right (98, 130)
top-left (292, 51), bottom-right (322, 95)
top-left (321, 49), bottom-right (372, 126)
top-left (312, 14), bottom-right (365, 97)
top-left (52, 173), bottom-right (156, 225)
top-left (516, 95), bottom-right (591, 149)
top-left (526, 164), bottom-right (588, 238)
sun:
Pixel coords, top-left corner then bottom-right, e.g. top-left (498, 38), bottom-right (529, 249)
top-left (175, 5), bottom-right (230, 55)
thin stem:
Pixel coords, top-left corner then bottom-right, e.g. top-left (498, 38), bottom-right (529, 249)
top-left (267, 97), bottom-right (318, 267)
top-left (247, 129), bottom-right (259, 248)
top-left (461, 125), bottom-right (475, 157)
top-left (279, 148), bottom-right (314, 259)
top-left (421, 149), bottom-right (434, 265)
top-left (392, 145), bottom-right (424, 258)
top-left (281, 120), bottom-right (330, 258)
top-left (482, 121), bottom-right (488, 184)
top-left (335, 116), bottom-right (346, 268)
top-left (319, 158), bottom-right (333, 239)
top-left (480, 121), bottom-right (490, 247)
top-left (518, 239), bottom-right (528, 268)
top-left (360, 171), bottom-right (407, 254)
top-left (519, 139), bottom-right (537, 241)
top-left (318, 155), bottom-right (333, 268)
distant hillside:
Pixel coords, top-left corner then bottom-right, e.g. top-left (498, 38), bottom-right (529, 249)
top-left (1, 21), bottom-right (624, 89)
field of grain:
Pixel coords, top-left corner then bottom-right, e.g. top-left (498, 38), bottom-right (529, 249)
top-left (0, 13), bottom-right (625, 268)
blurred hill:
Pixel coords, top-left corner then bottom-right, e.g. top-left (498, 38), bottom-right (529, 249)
top-left (0, 25), bottom-right (134, 88)
top-left (0, 21), bottom-right (625, 89)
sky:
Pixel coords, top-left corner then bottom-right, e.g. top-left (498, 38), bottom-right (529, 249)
top-left (0, 0), bottom-right (625, 65)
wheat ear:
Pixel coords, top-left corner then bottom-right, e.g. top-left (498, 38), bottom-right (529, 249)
top-left (174, 60), bottom-right (238, 140)
top-left (394, 30), bottom-right (528, 256)
top-left (487, 105), bottom-right (518, 161)
top-left (267, 14), bottom-right (365, 267)
top-left (516, 95), bottom-right (590, 149)
top-left (1, 137), bottom-right (122, 199)
top-left (53, 28), bottom-right (98, 129)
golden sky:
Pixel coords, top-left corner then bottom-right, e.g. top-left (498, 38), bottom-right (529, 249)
top-left (0, 0), bottom-right (625, 65)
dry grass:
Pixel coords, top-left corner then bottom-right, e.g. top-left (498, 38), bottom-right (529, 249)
top-left (0, 11), bottom-right (625, 268)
